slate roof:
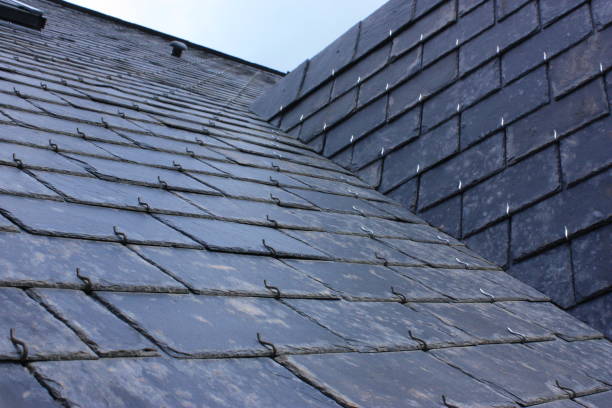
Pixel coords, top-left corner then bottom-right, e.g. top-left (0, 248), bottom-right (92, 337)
top-left (0, 1), bottom-right (610, 407)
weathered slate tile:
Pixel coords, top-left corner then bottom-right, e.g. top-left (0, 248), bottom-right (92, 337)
top-left (286, 299), bottom-right (475, 350)
top-left (414, 302), bottom-right (553, 343)
top-left (0, 214), bottom-right (17, 231)
top-left (333, 44), bottom-right (390, 100)
top-left (286, 188), bottom-right (390, 217)
top-left (65, 154), bottom-right (220, 193)
top-left (465, 221), bottom-right (509, 267)
top-left (32, 171), bottom-right (206, 215)
top-left (280, 82), bottom-right (332, 130)
top-left (0, 195), bottom-right (200, 247)
top-left (382, 238), bottom-right (496, 269)
top-left (280, 351), bottom-right (514, 408)
top-left (158, 214), bottom-right (327, 257)
top-left (571, 224), bottom-right (612, 302)
top-left (0, 287), bottom-right (95, 360)
top-left (476, 270), bottom-right (549, 301)
top-left (433, 343), bottom-right (607, 405)
top-left (576, 391), bottom-right (612, 408)
top-left (393, 267), bottom-right (540, 301)
top-left (0, 166), bottom-right (58, 197)
top-left (365, 199), bottom-right (423, 222)
top-left (0, 142), bottom-right (86, 173)
top-left (421, 195), bottom-right (462, 237)
top-left (531, 400), bottom-right (583, 408)
top-left (499, 301), bottom-right (602, 341)
top-left (33, 357), bottom-right (340, 408)
top-left (283, 260), bottom-right (445, 301)
top-left (0, 232), bottom-right (186, 292)
top-left (592, 0), bottom-right (612, 28)
top-left (283, 230), bottom-right (421, 265)
top-left (29, 288), bottom-right (157, 357)
top-left (0, 364), bottom-right (59, 408)
top-left (131, 245), bottom-right (333, 298)
top-left (98, 292), bottom-right (349, 357)
top-left (528, 339), bottom-right (612, 386)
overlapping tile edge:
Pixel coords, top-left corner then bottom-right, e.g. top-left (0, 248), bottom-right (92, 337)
top-left (0, 1), bottom-right (609, 407)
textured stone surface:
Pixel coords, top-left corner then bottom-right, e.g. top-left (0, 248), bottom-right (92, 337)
top-left (0, 364), bottom-right (58, 408)
top-left (571, 224), bottom-right (612, 302)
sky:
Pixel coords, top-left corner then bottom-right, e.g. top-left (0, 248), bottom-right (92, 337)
top-left (67, 0), bottom-right (389, 72)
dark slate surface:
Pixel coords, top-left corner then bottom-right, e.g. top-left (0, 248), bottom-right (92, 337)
top-left (0, 0), bottom-right (609, 405)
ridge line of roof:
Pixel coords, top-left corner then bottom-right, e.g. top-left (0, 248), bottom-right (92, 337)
top-left (44, 0), bottom-right (286, 77)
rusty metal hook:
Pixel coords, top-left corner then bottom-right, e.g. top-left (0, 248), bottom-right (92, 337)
top-left (257, 332), bottom-right (277, 357)
top-left (264, 280), bottom-right (281, 299)
top-left (9, 328), bottom-right (28, 362)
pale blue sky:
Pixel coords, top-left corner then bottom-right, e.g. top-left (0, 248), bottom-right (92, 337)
top-left (68, 0), bottom-right (388, 72)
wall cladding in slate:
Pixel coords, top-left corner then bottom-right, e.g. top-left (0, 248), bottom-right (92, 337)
top-left (252, 0), bottom-right (612, 337)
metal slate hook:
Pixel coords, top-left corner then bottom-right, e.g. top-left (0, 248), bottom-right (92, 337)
top-left (76, 267), bottom-right (93, 293)
top-left (262, 239), bottom-right (278, 257)
top-left (269, 176), bottom-right (280, 187)
top-left (113, 226), bottom-right (128, 244)
top-left (9, 328), bottom-right (28, 362)
top-left (375, 252), bottom-right (389, 267)
top-left (138, 197), bottom-right (151, 212)
top-left (555, 380), bottom-right (576, 399)
top-left (455, 257), bottom-right (470, 268)
top-left (352, 205), bottom-right (366, 217)
top-left (507, 327), bottom-right (527, 343)
top-left (441, 395), bottom-right (460, 408)
top-left (266, 215), bottom-right (279, 228)
top-left (408, 329), bottom-right (429, 351)
top-left (271, 162), bottom-right (281, 172)
top-left (48, 139), bottom-right (59, 152)
top-left (269, 193), bottom-right (281, 205)
top-left (157, 176), bottom-right (168, 189)
top-left (257, 332), bottom-right (278, 357)
top-left (76, 128), bottom-right (87, 139)
top-left (479, 288), bottom-right (495, 303)
top-left (185, 148), bottom-right (195, 157)
top-left (172, 161), bottom-right (184, 172)
top-left (360, 226), bottom-right (375, 239)
top-left (390, 286), bottom-right (407, 304)
top-left (12, 153), bottom-right (23, 169)
top-left (264, 280), bottom-right (281, 299)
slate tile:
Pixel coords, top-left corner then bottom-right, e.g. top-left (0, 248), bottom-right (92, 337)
top-left (432, 343), bottom-right (607, 406)
top-left (301, 24), bottom-right (360, 95)
top-left (29, 288), bottom-right (157, 357)
top-left (475, 269), bottom-right (549, 300)
top-left (358, 46), bottom-right (422, 108)
top-left (393, 221), bottom-right (463, 245)
top-left (0, 287), bottom-right (95, 360)
top-left (531, 400), bottom-right (583, 408)
top-left (286, 299), bottom-right (475, 351)
top-left (283, 260), bottom-right (445, 301)
top-left (0, 92), bottom-right (44, 111)
top-left (0, 364), bottom-right (58, 408)
top-left (528, 339), bottom-right (612, 385)
top-left (459, 2), bottom-right (538, 74)
top-left (158, 214), bottom-right (327, 258)
top-left (0, 195), bottom-right (199, 247)
top-left (422, 59), bottom-right (500, 132)
top-left (498, 301), bottom-right (602, 341)
top-left (333, 44), bottom-right (391, 101)
top-left (560, 116), bottom-right (612, 185)
top-left (382, 238), bottom-right (495, 269)
top-left (285, 188), bottom-right (390, 217)
top-left (415, 0), bottom-right (451, 17)
top-left (32, 171), bottom-right (206, 215)
top-left (569, 293), bottom-right (611, 339)
top-left (387, 178), bottom-right (418, 211)
top-left (280, 82), bottom-right (332, 131)
top-left (459, 0), bottom-right (488, 15)
top-left (592, 0), bottom-right (612, 28)
top-left (98, 292), bottom-right (349, 357)
top-left (365, 199), bottom-right (423, 222)
top-left (463, 68), bottom-right (549, 148)
top-left (285, 229), bottom-right (424, 265)
top-left (576, 391), bottom-right (612, 408)
top-left (571, 224), bottom-right (612, 302)
top-left (65, 154), bottom-right (219, 194)
top-left (421, 133), bottom-right (504, 207)
top-left (0, 80), bottom-right (67, 104)
top-left (502, 5), bottom-right (593, 83)
top-left (131, 245), bottom-right (333, 298)
top-left (0, 214), bottom-right (16, 231)
top-left (465, 221), bottom-right (509, 267)
top-left (0, 165), bottom-right (57, 198)
top-left (496, 0), bottom-right (531, 19)
top-left (290, 174), bottom-right (382, 200)
top-left (510, 169), bottom-right (612, 259)
top-left (34, 356), bottom-right (341, 408)
top-left (420, 196), bottom-right (462, 237)
top-left (541, 0), bottom-right (586, 25)
top-left (393, 267), bottom-right (539, 301)
top-left (0, 142), bottom-right (86, 173)
top-left (388, 52), bottom-right (457, 118)
top-left (0, 231), bottom-right (187, 292)
top-left (323, 96), bottom-right (387, 157)
top-left (391, 1), bottom-right (457, 58)
top-left (422, 0), bottom-right (495, 66)
top-left (280, 351), bottom-right (514, 408)
top-left (380, 117), bottom-right (459, 192)
top-left (355, 0), bottom-right (414, 59)
top-left (463, 146), bottom-right (560, 235)
top-left (507, 245), bottom-right (575, 308)
top-left (251, 60), bottom-right (308, 120)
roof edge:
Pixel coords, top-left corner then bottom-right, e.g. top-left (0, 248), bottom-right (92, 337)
top-left (46, 0), bottom-right (285, 76)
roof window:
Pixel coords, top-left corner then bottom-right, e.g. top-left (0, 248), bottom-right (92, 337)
top-left (0, 0), bottom-right (46, 30)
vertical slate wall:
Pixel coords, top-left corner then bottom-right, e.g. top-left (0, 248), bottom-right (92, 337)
top-left (251, 0), bottom-right (612, 336)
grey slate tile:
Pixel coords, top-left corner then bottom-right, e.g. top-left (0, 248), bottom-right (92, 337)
top-left (0, 142), bottom-right (86, 173)
top-left (283, 229), bottom-right (422, 265)
top-left (283, 260), bottom-right (446, 301)
top-left (592, 0), bottom-right (612, 28)
top-left (432, 343), bottom-right (607, 405)
top-left (0, 195), bottom-right (200, 247)
top-left (0, 231), bottom-right (187, 292)
top-left (0, 214), bottom-right (17, 231)
top-left (570, 293), bottom-right (611, 340)
top-left (0, 364), bottom-right (59, 408)
top-left (285, 188), bottom-right (390, 217)
top-left (158, 214), bottom-right (327, 257)
top-left (29, 288), bottom-right (158, 357)
top-left (333, 44), bottom-right (390, 100)
top-left (280, 351), bottom-right (515, 408)
top-left (0, 165), bottom-right (58, 197)
top-left (131, 245), bottom-right (334, 298)
top-left (33, 357), bottom-right (341, 408)
top-left (98, 292), bottom-right (350, 357)
top-left (413, 302), bottom-right (553, 343)
top-left (498, 301), bottom-right (602, 341)
top-left (361, 199), bottom-right (423, 222)
top-left (571, 224), bottom-right (612, 302)
top-left (576, 391), bottom-right (612, 408)
top-left (286, 299), bottom-right (475, 351)
top-left (465, 221), bottom-right (508, 267)
top-left (252, 60), bottom-right (309, 120)
top-left (0, 287), bottom-right (95, 360)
